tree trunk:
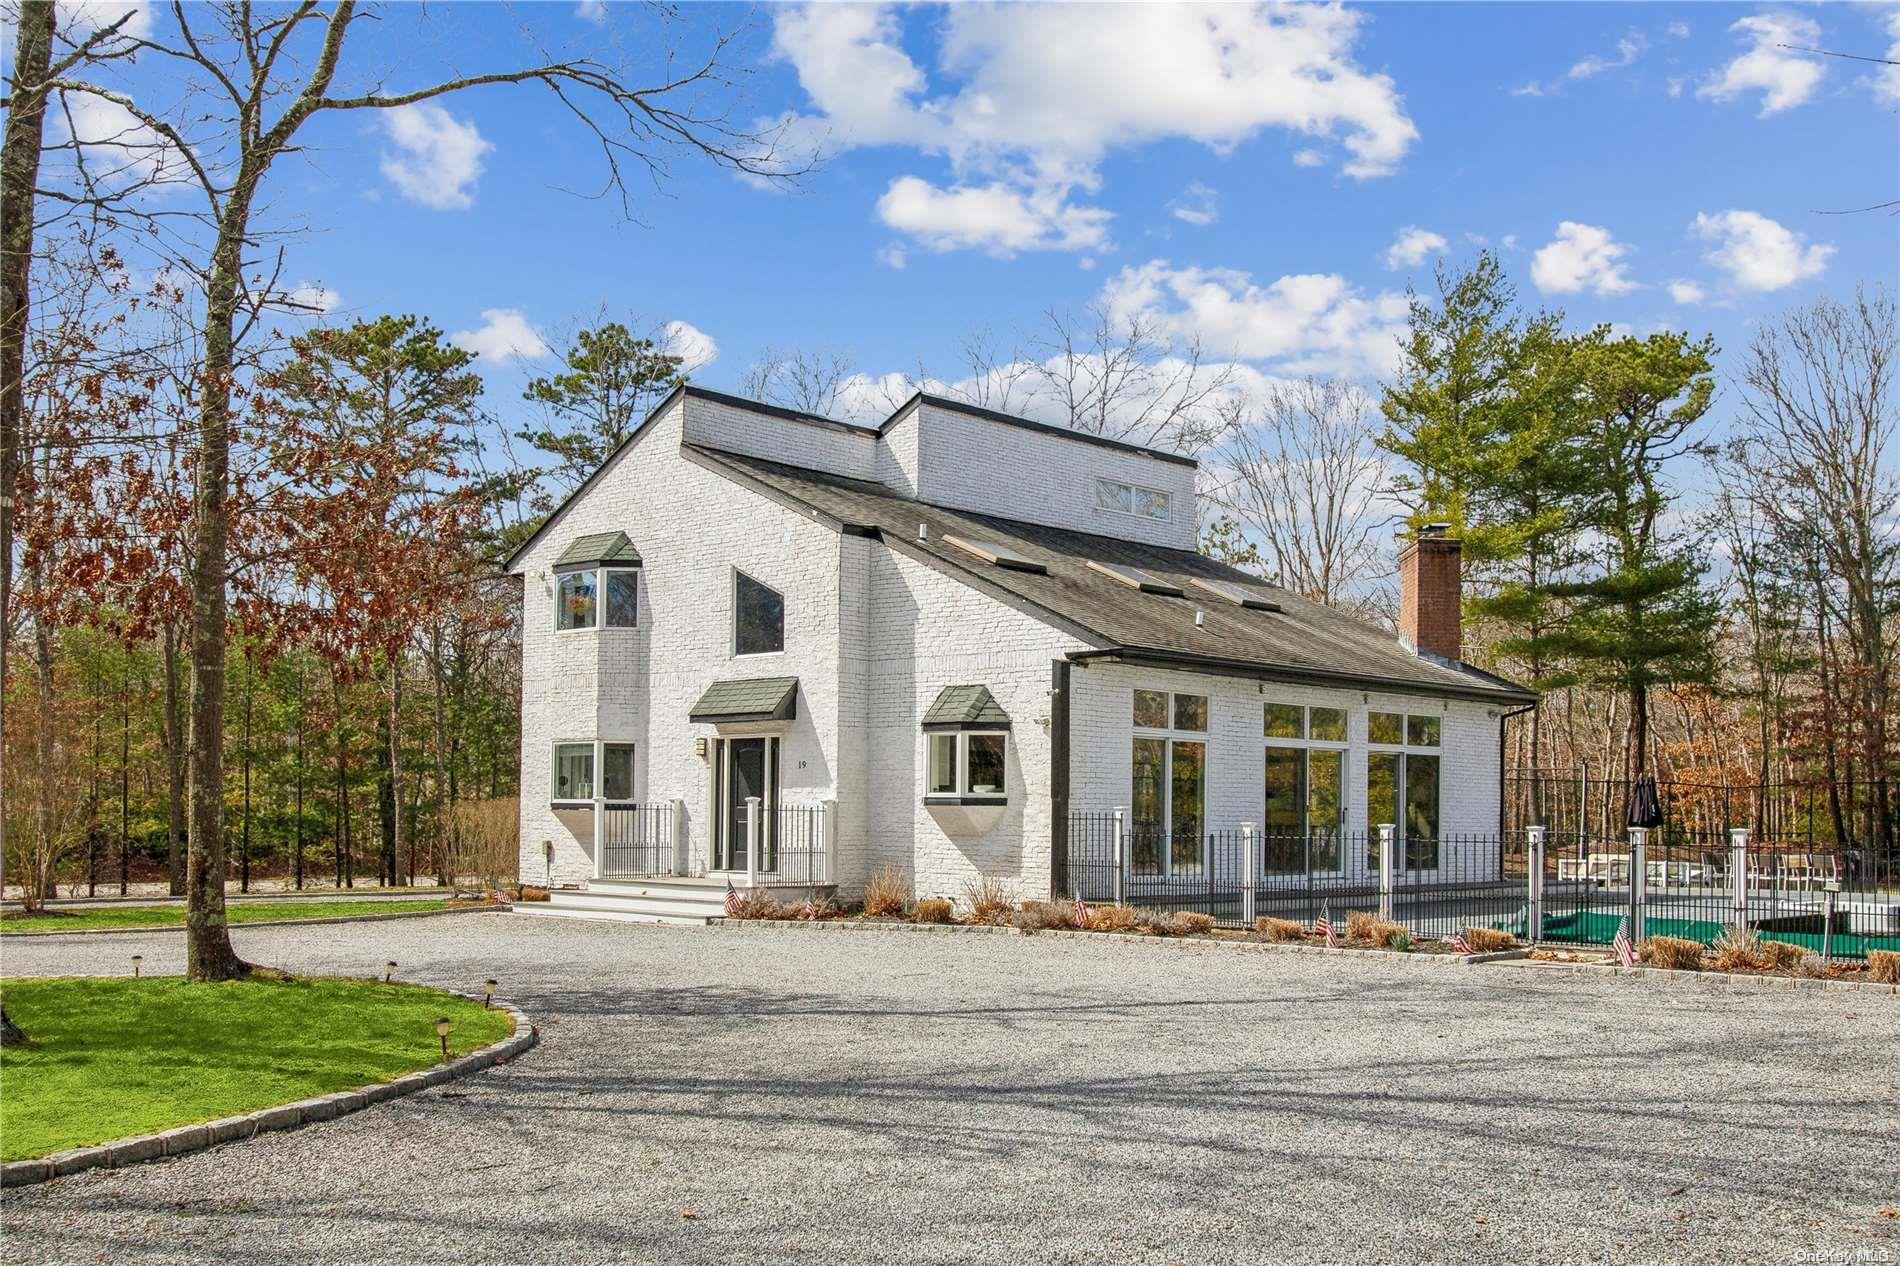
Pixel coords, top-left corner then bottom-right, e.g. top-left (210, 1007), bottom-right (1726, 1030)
top-left (119, 666), bottom-right (131, 895)
top-left (29, 572), bottom-right (55, 912)
top-left (1626, 680), bottom-right (1648, 788)
top-left (0, 0), bottom-right (57, 909)
top-left (0, 1005), bottom-right (26, 1047)
top-left (334, 673), bottom-right (347, 888)
top-left (429, 627), bottom-right (452, 887)
top-left (293, 659), bottom-right (305, 891)
top-left (239, 656), bottom-right (253, 893)
top-left (161, 622), bottom-right (186, 895)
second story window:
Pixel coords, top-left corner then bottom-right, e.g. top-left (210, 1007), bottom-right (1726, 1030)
top-left (1095, 476), bottom-right (1171, 522)
top-left (553, 532), bottom-right (641, 632)
top-left (734, 570), bottom-right (784, 655)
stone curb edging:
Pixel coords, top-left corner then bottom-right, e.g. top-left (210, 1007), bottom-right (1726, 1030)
top-left (1, 904), bottom-right (509, 939)
top-left (711, 916), bottom-right (1531, 968)
top-left (1496, 956), bottom-right (1898, 996)
top-left (0, 993), bottom-right (538, 1189)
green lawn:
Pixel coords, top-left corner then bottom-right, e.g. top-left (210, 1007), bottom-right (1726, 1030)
top-left (0, 898), bottom-right (453, 936)
top-left (0, 976), bottom-right (513, 1160)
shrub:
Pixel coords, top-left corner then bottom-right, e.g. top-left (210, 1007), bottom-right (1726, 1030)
top-left (1032, 901), bottom-right (1081, 931)
top-left (1795, 953), bottom-right (1830, 979)
top-left (517, 885), bottom-right (550, 903)
top-left (1870, 950), bottom-right (1900, 985)
top-left (1759, 938), bottom-right (1808, 973)
top-left (1255, 916), bottom-right (1305, 942)
top-left (791, 895), bottom-right (840, 921)
top-left (862, 865), bottom-right (908, 918)
top-left (728, 892), bottom-right (787, 921)
top-left (1346, 911), bottom-right (1407, 948)
top-left (1390, 931), bottom-right (1413, 952)
top-left (1463, 927), bottom-right (1517, 953)
top-left (446, 796), bottom-right (521, 892)
top-left (1087, 904), bottom-right (1139, 933)
top-left (1638, 935), bottom-right (1706, 971)
top-left (1171, 911), bottom-right (1216, 936)
top-left (962, 874), bottom-right (1016, 925)
top-left (912, 897), bottom-right (955, 925)
top-left (1711, 927), bottom-right (1766, 972)
top-left (1133, 908), bottom-right (1176, 936)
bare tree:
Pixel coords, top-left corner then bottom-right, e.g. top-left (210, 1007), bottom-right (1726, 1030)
top-left (1208, 377), bottom-right (1390, 610)
top-left (740, 345), bottom-right (857, 417)
top-left (36, 1), bottom-right (797, 980)
top-left (1023, 302), bottom-right (1237, 454)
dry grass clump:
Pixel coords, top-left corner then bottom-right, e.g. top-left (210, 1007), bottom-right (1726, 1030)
top-left (1870, 949), bottom-right (1900, 985)
top-left (1087, 904), bottom-right (1139, 933)
top-left (1759, 938), bottom-right (1808, 973)
top-left (1013, 901), bottom-right (1080, 932)
top-left (962, 874), bottom-right (1017, 925)
top-left (1346, 911), bottom-right (1407, 948)
top-left (516, 885), bottom-right (550, 903)
top-left (1255, 916), bottom-right (1306, 942)
top-left (1171, 911), bottom-right (1216, 936)
top-left (1463, 927), bottom-right (1517, 953)
top-left (862, 864), bottom-right (909, 918)
top-left (727, 892), bottom-right (787, 921)
top-left (1639, 935), bottom-right (1706, 971)
top-left (790, 895), bottom-right (841, 921)
top-left (911, 896), bottom-right (955, 925)
top-left (1711, 927), bottom-right (1766, 972)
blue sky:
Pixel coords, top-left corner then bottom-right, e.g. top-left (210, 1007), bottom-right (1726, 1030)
top-left (51, 1), bottom-right (1900, 430)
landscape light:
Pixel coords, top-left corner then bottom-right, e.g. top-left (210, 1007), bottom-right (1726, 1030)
top-left (385, 960), bottom-right (397, 983)
top-left (483, 979), bottom-right (497, 1008)
top-left (131, 954), bottom-right (142, 979)
top-left (434, 1016), bottom-right (453, 1060)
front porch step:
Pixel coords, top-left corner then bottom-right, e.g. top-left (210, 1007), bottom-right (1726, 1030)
top-left (516, 876), bottom-right (837, 926)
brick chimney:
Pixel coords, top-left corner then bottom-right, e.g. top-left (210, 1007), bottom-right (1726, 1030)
top-left (1398, 523), bottom-right (1462, 663)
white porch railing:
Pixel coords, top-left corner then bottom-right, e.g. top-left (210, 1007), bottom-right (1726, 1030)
top-left (593, 798), bottom-right (836, 886)
top-left (595, 801), bottom-right (687, 880)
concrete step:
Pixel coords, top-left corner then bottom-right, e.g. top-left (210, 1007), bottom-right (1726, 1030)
top-left (513, 901), bottom-right (691, 926)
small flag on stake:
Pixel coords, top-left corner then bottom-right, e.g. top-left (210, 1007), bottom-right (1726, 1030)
top-left (1315, 903), bottom-right (1338, 948)
top-left (1073, 894), bottom-right (1089, 929)
top-left (1445, 930), bottom-right (1474, 955)
top-left (1612, 914), bottom-right (1637, 966)
top-left (724, 879), bottom-right (744, 919)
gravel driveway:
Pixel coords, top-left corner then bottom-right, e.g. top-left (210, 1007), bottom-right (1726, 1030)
top-left (2, 914), bottom-right (1894, 1265)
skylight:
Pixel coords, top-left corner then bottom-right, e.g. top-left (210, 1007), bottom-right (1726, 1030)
top-left (1187, 576), bottom-right (1283, 611)
top-left (1086, 560), bottom-right (1186, 597)
top-left (942, 533), bottom-right (1048, 574)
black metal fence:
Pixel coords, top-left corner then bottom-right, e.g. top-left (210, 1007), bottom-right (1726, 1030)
top-left (1065, 812), bottom-right (1900, 961)
top-left (766, 804), bottom-right (834, 885)
top-left (599, 803), bottom-right (678, 878)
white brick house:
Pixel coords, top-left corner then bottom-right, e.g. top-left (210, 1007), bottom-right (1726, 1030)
top-left (506, 386), bottom-right (1535, 922)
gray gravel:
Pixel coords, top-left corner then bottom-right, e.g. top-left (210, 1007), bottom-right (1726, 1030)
top-left (2, 914), bottom-right (1895, 1265)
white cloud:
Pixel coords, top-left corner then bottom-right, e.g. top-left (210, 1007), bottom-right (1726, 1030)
top-left (450, 309), bottom-right (548, 363)
top-left (1569, 33), bottom-right (1646, 80)
top-left (1692, 209), bottom-right (1833, 291)
top-left (1510, 81), bottom-right (1545, 98)
top-left (1529, 222), bottom-right (1639, 296)
top-left (1169, 182), bottom-right (1219, 227)
top-left (770, 2), bottom-right (1417, 254)
top-left (1099, 260), bottom-right (1411, 378)
top-left (1877, 10), bottom-right (1900, 105)
top-left (575, 0), bottom-right (607, 22)
top-left (281, 281), bottom-right (341, 314)
top-left (1291, 148), bottom-right (1327, 168)
top-left (1698, 14), bottom-right (1825, 115)
top-left (875, 176), bottom-right (1111, 256)
top-left (661, 319), bottom-right (718, 373)
top-left (1667, 21), bottom-right (1690, 40)
top-left (1385, 226), bottom-right (1448, 270)
top-left (877, 243), bottom-right (908, 270)
top-left (54, 91), bottom-right (193, 190)
top-left (379, 103), bottom-right (491, 211)
top-left (1667, 279), bottom-right (1707, 305)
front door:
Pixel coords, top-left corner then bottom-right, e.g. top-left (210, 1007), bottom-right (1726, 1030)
top-left (715, 737), bottom-right (777, 871)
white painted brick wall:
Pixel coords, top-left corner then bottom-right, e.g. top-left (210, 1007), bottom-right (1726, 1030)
top-left (682, 396), bottom-right (878, 480)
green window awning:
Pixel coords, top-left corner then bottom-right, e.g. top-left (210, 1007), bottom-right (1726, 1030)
top-left (689, 676), bottom-right (799, 724)
top-left (922, 684), bottom-right (1011, 731)
top-left (555, 531), bottom-right (641, 570)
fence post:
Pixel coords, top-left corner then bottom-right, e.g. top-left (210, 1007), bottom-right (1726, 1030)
top-left (1113, 807), bottom-right (1127, 906)
top-left (1820, 881), bottom-right (1838, 964)
top-left (1629, 826), bottom-right (1648, 945)
top-left (1527, 825), bottom-right (1546, 946)
top-left (1729, 826), bottom-right (1750, 936)
top-left (591, 780), bottom-right (605, 883)
top-left (745, 796), bottom-right (761, 889)
top-left (1240, 822), bottom-right (1257, 928)
top-left (822, 799), bottom-right (838, 886)
top-left (1377, 823), bottom-right (1395, 922)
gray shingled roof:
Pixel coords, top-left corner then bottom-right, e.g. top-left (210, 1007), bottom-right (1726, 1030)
top-left (556, 531), bottom-right (641, 568)
top-left (686, 446), bottom-right (1535, 705)
top-left (922, 685), bottom-right (1012, 729)
top-left (688, 676), bottom-right (799, 723)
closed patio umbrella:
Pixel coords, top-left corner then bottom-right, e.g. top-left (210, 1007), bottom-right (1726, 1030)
top-left (1628, 775), bottom-right (1663, 830)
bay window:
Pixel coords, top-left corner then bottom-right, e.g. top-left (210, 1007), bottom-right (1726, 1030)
top-left (555, 566), bottom-right (637, 631)
top-left (925, 731), bottom-right (1008, 801)
top-left (551, 741), bottom-right (635, 804)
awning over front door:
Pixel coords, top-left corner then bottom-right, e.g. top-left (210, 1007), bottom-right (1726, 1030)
top-left (689, 676), bottom-right (799, 724)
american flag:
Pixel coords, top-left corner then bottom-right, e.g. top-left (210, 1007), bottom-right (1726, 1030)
top-left (1073, 894), bottom-right (1089, 929)
top-left (1315, 903), bottom-right (1338, 948)
top-left (1612, 914), bottom-right (1637, 966)
top-left (1445, 930), bottom-right (1474, 954)
top-left (724, 880), bottom-right (744, 919)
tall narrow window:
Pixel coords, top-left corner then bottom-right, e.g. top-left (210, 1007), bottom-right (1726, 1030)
top-left (552, 743), bottom-right (594, 801)
top-left (734, 571), bottom-right (784, 655)
top-left (602, 744), bottom-right (635, 801)
top-left (604, 570), bottom-right (638, 628)
top-left (1131, 689), bottom-right (1209, 877)
top-left (1367, 711), bottom-right (1441, 870)
top-left (1262, 701), bottom-right (1348, 874)
top-left (556, 570), bottom-right (598, 631)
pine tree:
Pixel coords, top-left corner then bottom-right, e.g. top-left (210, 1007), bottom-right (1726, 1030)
top-left (518, 322), bottom-right (685, 505)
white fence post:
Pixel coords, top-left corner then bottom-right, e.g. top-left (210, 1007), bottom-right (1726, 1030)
top-left (1821, 881), bottom-right (1838, 964)
top-left (1113, 806), bottom-right (1127, 906)
top-left (822, 799), bottom-right (838, 886)
top-left (745, 796), bottom-right (761, 889)
top-left (1527, 826), bottom-right (1547, 946)
top-left (1629, 826), bottom-right (1648, 945)
top-left (1729, 826), bottom-right (1749, 936)
top-left (1377, 823), bottom-right (1395, 922)
top-left (591, 790), bottom-right (605, 883)
top-left (1240, 822), bottom-right (1257, 928)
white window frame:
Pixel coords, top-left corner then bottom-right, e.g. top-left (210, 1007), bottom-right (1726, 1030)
top-left (1131, 689), bottom-right (1209, 878)
top-left (1262, 703), bottom-right (1350, 875)
top-left (924, 731), bottom-right (1008, 803)
top-left (1094, 476), bottom-right (1172, 523)
top-left (1366, 711), bottom-right (1443, 871)
top-left (552, 739), bottom-right (636, 805)
top-left (732, 568), bottom-right (786, 658)
top-left (554, 565), bottom-right (638, 632)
